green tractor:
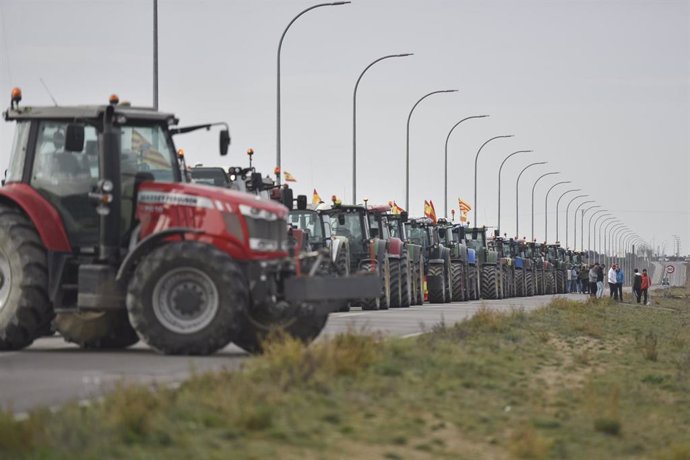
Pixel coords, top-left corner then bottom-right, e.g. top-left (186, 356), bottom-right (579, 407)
top-left (319, 204), bottom-right (392, 310)
top-left (386, 212), bottom-right (425, 306)
top-left (464, 227), bottom-right (503, 299)
top-left (437, 219), bottom-right (471, 302)
top-left (408, 219), bottom-right (453, 303)
top-left (510, 239), bottom-right (536, 297)
top-left (547, 244), bottom-right (568, 294)
top-left (492, 235), bottom-right (516, 299)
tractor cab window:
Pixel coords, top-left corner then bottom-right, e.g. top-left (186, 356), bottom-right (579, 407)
top-left (31, 121), bottom-right (100, 246)
top-left (288, 211), bottom-right (323, 241)
top-left (120, 125), bottom-right (177, 182)
top-left (388, 220), bottom-right (404, 239)
top-left (6, 121), bottom-right (30, 183)
top-left (329, 211), bottom-right (365, 241)
top-left (408, 225), bottom-right (429, 247)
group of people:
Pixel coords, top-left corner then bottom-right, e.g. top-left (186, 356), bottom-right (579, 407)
top-left (565, 262), bottom-right (651, 304)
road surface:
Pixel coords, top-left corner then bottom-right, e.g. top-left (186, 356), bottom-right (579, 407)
top-left (1, 293), bottom-right (585, 415)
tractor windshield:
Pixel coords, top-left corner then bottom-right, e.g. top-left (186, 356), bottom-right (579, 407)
top-left (288, 211), bottom-right (324, 240)
top-left (408, 225), bottom-right (429, 247)
top-left (328, 210), bottom-right (365, 241)
top-left (120, 125), bottom-right (178, 182)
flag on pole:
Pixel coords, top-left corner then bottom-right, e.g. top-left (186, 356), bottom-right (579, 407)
top-left (312, 189), bottom-right (322, 205)
top-left (458, 198), bottom-right (472, 213)
top-left (284, 171), bottom-right (297, 182)
top-left (460, 211), bottom-right (468, 223)
top-left (424, 200), bottom-right (437, 223)
top-left (388, 201), bottom-right (405, 215)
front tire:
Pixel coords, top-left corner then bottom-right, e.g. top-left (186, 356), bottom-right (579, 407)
top-left (451, 262), bottom-right (465, 303)
top-left (55, 311), bottom-right (139, 349)
top-left (127, 241), bottom-right (246, 355)
top-left (427, 263), bottom-right (445, 303)
top-left (399, 249), bottom-right (411, 308)
top-left (481, 265), bottom-right (500, 299)
top-left (0, 206), bottom-right (53, 351)
top-left (389, 258), bottom-right (402, 308)
top-left (361, 258), bottom-right (391, 310)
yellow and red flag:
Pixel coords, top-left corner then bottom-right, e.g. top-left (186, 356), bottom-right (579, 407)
top-left (458, 198), bottom-right (472, 213)
top-left (424, 200), bottom-right (437, 223)
top-left (460, 211), bottom-right (468, 223)
top-left (312, 189), bottom-right (322, 205)
top-left (389, 201), bottom-right (405, 215)
top-left (284, 171), bottom-right (297, 182)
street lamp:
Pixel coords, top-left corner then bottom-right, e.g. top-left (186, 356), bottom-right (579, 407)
top-left (276, 1), bottom-right (350, 184)
top-left (555, 189), bottom-right (581, 244)
top-left (601, 218), bottom-right (619, 263)
top-left (595, 216), bottom-right (615, 261)
top-left (531, 173), bottom-right (561, 241)
top-left (444, 115), bottom-right (489, 217)
top-left (352, 53), bottom-right (413, 204)
top-left (473, 135), bottom-right (514, 225)
top-left (406, 89), bottom-right (458, 211)
top-left (515, 161), bottom-right (546, 239)
top-left (589, 211), bottom-right (609, 253)
top-left (497, 149), bottom-right (532, 233)
top-left (543, 180), bottom-right (570, 242)
top-left (573, 200), bottom-right (594, 251)
top-left (564, 194), bottom-right (587, 249)
top-left (582, 206), bottom-right (602, 254)
top-left (153, 0), bottom-right (159, 110)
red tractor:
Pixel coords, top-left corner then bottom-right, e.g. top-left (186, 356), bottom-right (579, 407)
top-left (0, 90), bottom-right (378, 354)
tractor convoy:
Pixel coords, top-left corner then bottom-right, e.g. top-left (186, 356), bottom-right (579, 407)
top-left (0, 89), bottom-right (615, 356)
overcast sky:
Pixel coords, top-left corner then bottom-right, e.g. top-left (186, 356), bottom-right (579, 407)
top-left (0, 0), bottom-right (687, 255)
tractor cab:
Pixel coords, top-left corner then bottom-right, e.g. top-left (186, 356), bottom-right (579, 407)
top-left (319, 204), bottom-right (371, 272)
top-left (287, 208), bottom-right (331, 251)
top-left (190, 166), bottom-right (231, 187)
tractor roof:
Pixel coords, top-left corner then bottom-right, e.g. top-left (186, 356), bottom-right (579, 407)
top-left (3, 104), bottom-right (177, 124)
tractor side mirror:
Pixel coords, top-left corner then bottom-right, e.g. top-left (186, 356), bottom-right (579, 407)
top-left (296, 195), bottom-right (307, 210)
top-left (400, 211), bottom-right (408, 222)
top-left (65, 124), bottom-right (85, 152)
top-left (250, 172), bottom-right (263, 191)
top-left (337, 214), bottom-right (345, 226)
top-left (219, 129), bottom-right (230, 156)
top-left (281, 187), bottom-right (294, 210)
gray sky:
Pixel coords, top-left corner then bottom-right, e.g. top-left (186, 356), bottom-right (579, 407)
top-left (1, 0), bottom-right (688, 254)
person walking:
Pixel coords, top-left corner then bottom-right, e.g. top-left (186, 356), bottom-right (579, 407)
top-left (596, 263), bottom-right (605, 298)
top-left (615, 266), bottom-right (624, 301)
top-left (588, 264), bottom-right (598, 298)
top-left (608, 264), bottom-right (618, 300)
top-left (641, 268), bottom-right (651, 305)
top-left (632, 268), bottom-right (642, 303)
top-left (579, 265), bottom-right (589, 293)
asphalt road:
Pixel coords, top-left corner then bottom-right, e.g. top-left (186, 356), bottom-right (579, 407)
top-left (1, 293), bottom-right (585, 415)
top-left (651, 261), bottom-right (687, 287)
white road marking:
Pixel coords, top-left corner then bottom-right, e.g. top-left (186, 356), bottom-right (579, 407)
top-left (401, 332), bottom-right (424, 339)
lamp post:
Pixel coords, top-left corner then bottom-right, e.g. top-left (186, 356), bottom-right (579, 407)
top-left (601, 219), bottom-right (619, 264)
top-left (595, 216), bottom-right (615, 262)
top-left (530, 173), bottom-right (560, 241)
top-left (573, 200), bottom-right (594, 251)
top-left (153, 0), bottom-right (158, 110)
top-left (543, 180), bottom-right (570, 242)
top-left (555, 188), bottom-right (581, 244)
top-left (610, 224), bottom-right (625, 266)
top-left (564, 194), bottom-right (587, 249)
top-left (515, 161), bottom-right (546, 239)
top-left (352, 53), bottom-right (412, 204)
top-left (589, 210), bottom-right (609, 253)
top-left (473, 135), bottom-right (514, 225)
top-left (497, 149), bottom-right (532, 234)
top-left (406, 89), bottom-right (458, 211)
top-left (582, 205), bottom-right (601, 255)
top-left (444, 115), bottom-right (489, 217)
top-left (276, 1), bottom-right (350, 184)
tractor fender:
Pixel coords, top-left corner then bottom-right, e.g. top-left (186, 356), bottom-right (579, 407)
top-left (428, 259), bottom-right (445, 264)
top-left (386, 237), bottom-right (403, 257)
top-left (330, 236), bottom-right (348, 263)
top-left (0, 183), bottom-right (71, 252)
top-left (116, 227), bottom-right (203, 282)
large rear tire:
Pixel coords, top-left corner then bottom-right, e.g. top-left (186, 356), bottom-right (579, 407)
top-left (399, 249), bottom-right (411, 308)
top-left (545, 271), bottom-right (555, 295)
top-left (0, 206), bottom-right (52, 351)
top-left (427, 263), bottom-right (445, 303)
top-left (127, 241), bottom-right (246, 355)
top-left (443, 257), bottom-right (453, 303)
top-left (451, 262), bottom-right (465, 303)
top-left (481, 265), bottom-right (500, 299)
top-left (526, 270), bottom-right (534, 296)
top-left (515, 270), bottom-right (525, 297)
top-left (415, 254), bottom-right (425, 305)
top-left (389, 258), bottom-right (402, 308)
top-left (55, 311), bottom-right (139, 349)
top-left (361, 258), bottom-right (391, 310)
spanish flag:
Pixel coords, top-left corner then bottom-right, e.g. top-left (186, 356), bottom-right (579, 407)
top-left (424, 200), bottom-right (437, 223)
top-left (388, 201), bottom-right (405, 215)
top-left (460, 211), bottom-right (468, 223)
top-left (312, 189), bottom-right (322, 205)
top-left (458, 198), bottom-right (472, 213)
top-left (284, 171), bottom-right (297, 182)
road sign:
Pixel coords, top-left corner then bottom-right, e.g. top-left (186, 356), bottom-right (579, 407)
top-left (666, 265), bottom-right (675, 274)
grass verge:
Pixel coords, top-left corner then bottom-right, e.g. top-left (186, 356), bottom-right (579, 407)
top-left (1, 289), bottom-right (689, 459)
